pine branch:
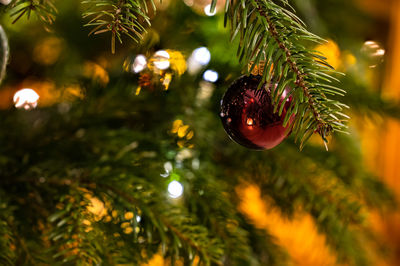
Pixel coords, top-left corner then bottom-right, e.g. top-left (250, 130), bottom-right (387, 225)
top-left (0, 199), bottom-right (16, 266)
top-left (8, 0), bottom-right (57, 25)
top-left (97, 182), bottom-right (225, 265)
top-left (216, 0), bottom-right (349, 149)
top-left (82, 0), bottom-right (155, 53)
top-left (48, 190), bottom-right (103, 265)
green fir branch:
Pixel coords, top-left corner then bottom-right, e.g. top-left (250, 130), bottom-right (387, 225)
top-left (0, 199), bottom-right (17, 266)
top-left (82, 0), bottom-right (155, 53)
top-left (8, 0), bottom-right (57, 24)
top-left (216, 0), bottom-right (349, 149)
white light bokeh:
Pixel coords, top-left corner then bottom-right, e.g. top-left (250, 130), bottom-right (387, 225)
top-left (204, 4), bottom-right (216, 16)
top-left (153, 50), bottom-right (170, 70)
top-left (13, 88), bottom-right (40, 110)
top-left (193, 47), bottom-right (211, 66)
top-left (187, 47), bottom-right (211, 75)
top-left (168, 181), bottom-right (183, 198)
top-left (203, 70), bottom-right (219, 82)
top-left (132, 54), bottom-right (147, 73)
top-left (136, 215), bottom-right (141, 223)
top-left (164, 161), bottom-right (173, 173)
top-left (0, 0), bottom-right (11, 5)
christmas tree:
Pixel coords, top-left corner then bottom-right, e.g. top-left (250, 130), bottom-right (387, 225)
top-left (1, 0), bottom-right (399, 265)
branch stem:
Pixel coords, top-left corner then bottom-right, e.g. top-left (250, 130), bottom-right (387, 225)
top-left (256, 5), bottom-right (325, 134)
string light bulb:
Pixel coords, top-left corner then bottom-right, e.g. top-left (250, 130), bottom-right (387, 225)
top-left (13, 88), bottom-right (40, 110)
top-left (168, 181), bottom-right (183, 198)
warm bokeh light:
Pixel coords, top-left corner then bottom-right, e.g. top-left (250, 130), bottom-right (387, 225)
top-left (13, 88), bottom-right (39, 110)
top-left (237, 184), bottom-right (338, 266)
top-left (314, 40), bottom-right (341, 69)
top-left (161, 73), bottom-right (172, 90)
top-left (168, 181), bottom-right (183, 198)
top-left (83, 61), bottom-right (110, 86)
top-left (166, 50), bottom-right (187, 75)
top-left (86, 196), bottom-right (107, 221)
top-left (171, 119), bottom-right (184, 133)
top-left (171, 119), bottom-right (195, 148)
top-left (33, 37), bottom-right (63, 66)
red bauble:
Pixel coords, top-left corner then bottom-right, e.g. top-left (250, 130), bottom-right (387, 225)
top-left (220, 75), bottom-right (293, 150)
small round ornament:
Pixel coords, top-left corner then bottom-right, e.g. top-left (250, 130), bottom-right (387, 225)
top-left (220, 75), bottom-right (293, 150)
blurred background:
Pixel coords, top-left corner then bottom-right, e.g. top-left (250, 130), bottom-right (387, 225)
top-left (1, 0), bottom-right (400, 265)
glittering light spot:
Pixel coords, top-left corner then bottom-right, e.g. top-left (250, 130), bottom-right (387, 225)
top-left (204, 4), bottom-right (216, 16)
top-left (171, 119), bottom-right (184, 133)
top-left (136, 215), bottom-right (141, 222)
top-left (168, 181), bottom-right (183, 198)
top-left (192, 47), bottom-right (211, 66)
top-left (178, 125), bottom-right (190, 138)
top-left (167, 50), bottom-right (187, 75)
top-left (153, 50), bottom-right (170, 70)
top-left (13, 88), bottom-right (39, 110)
top-left (121, 222), bottom-right (130, 228)
top-left (203, 69), bottom-right (219, 83)
top-left (186, 130), bottom-right (194, 140)
top-left (124, 212), bottom-right (134, 220)
top-left (124, 227), bottom-right (133, 234)
top-left (246, 118), bottom-right (254, 126)
top-left (132, 54), bottom-right (147, 73)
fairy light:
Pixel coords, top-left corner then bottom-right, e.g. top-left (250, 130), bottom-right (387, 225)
top-left (168, 181), bottom-right (183, 198)
top-left (153, 50), bottom-right (170, 70)
top-left (246, 118), bottom-right (254, 126)
top-left (203, 70), bottom-right (219, 82)
top-left (13, 88), bottom-right (40, 110)
top-left (132, 54), bottom-right (147, 73)
top-left (193, 47), bottom-right (211, 66)
top-left (187, 47), bottom-right (211, 74)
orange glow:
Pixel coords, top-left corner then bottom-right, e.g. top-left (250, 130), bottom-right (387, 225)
top-left (166, 50), bottom-right (187, 76)
top-left (246, 117), bottom-right (254, 126)
top-left (83, 61), bottom-right (109, 86)
top-left (315, 40), bottom-right (341, 69)
top-left (33, 37), bottom-right (63, 66)
top-left (237, 184), bottom-right (339, 266)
